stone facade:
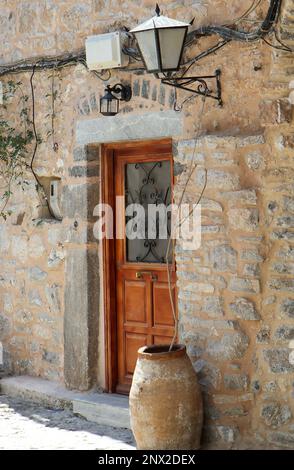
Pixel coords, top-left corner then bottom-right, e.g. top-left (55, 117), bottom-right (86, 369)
top-left (0, 0), bottom-right (293, 449)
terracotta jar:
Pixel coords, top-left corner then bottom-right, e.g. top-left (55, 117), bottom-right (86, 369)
top-left (129, 344), bottom-right (203, 450)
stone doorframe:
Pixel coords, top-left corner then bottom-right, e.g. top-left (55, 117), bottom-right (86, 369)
top-left (63, 111), bottom-right (183, 391)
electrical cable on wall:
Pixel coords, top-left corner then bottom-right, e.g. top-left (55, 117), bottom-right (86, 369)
top-left (187, 0), bottom-right (281, 42)
top-left (0, 0), bottom-right (286, 78)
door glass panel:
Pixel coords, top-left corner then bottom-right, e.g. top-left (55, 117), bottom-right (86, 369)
top-left (125, 160), bottom-right (172, 263)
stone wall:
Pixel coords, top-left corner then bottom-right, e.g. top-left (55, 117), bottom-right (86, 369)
top-left (174, 131), bottom-right (294, 448)
top-left (0, 0), bottom-right (293, 448)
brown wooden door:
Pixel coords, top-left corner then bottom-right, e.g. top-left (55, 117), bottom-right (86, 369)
top-left (114, 141), bottom-right (177, 394)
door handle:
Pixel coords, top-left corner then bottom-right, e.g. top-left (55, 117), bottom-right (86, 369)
top-left (136, 271), bottom-right (157, 281)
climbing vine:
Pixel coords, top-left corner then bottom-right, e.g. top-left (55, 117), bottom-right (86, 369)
top-left (46, 68), bottom-right (60, 153)
top-left (0, 81), bottom-right (33, 220)
top-left (0, 70), bottom-right (63, 223)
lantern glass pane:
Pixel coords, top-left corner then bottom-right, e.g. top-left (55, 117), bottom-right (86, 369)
top-left (100, 98), bottom-right (107, 115)
top-left (158, 27), bottom-right (186, 70)
top-left (100, 95), bottom-right (119, 116)
top-left (135, 30), bottom-right (159, 72)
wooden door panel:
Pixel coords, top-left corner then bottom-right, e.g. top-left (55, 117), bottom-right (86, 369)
top-left (125, 280), bottom-right (147, 325)
top-left (153, 282), bottom-right (176, 327)
top-left (153, 335), bottom-right (173, 345)
top-left (125, 333), bottom-right (148, 376)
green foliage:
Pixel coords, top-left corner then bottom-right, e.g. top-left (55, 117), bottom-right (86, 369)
top-left (0, 80), bottom-right (33, 220)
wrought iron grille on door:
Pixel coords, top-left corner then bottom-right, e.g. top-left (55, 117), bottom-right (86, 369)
top-left (125, 160), bottom-right (172, 263)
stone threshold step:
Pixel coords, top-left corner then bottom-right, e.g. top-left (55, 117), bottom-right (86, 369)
top-left (0, 376), bottom-right (130, 429)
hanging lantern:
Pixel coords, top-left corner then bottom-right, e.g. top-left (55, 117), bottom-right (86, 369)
top-left (100, 84), bottom-right (132, 116)
top-left (130, 4), bottom-right (189, 74)
top-left (130, 5), bottom-right (223, 106)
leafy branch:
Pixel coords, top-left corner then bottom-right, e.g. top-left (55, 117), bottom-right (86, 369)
top-left (0, 81), bottom-right (33, 220)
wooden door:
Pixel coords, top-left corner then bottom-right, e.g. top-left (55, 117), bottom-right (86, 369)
top-left (114, 140), bottom-right (177, 394)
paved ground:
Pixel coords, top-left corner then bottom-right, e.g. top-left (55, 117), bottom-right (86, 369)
top-left (0, 394), bottom-right (135, 450)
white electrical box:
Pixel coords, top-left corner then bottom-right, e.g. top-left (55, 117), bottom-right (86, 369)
top-left (85, 32), bottom-right (129, 70)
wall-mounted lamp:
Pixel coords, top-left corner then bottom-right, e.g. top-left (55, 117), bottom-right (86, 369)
top-left (100, 83), bottom-right (132, 116)
top-left (130, 4), bottom-right (222, 106)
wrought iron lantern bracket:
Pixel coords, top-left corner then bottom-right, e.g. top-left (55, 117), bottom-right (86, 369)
top-left (161, 69), bottom-right (222, 106)
top-left (107, 83), bottom-right (132, 102)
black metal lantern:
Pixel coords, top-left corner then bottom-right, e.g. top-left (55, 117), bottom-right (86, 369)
top-left (131, 5), bottom-right (223, 106)
top-left (130, 4), bottom-right (189, 75)
top-left (100, 83), bottom-right (132, 116)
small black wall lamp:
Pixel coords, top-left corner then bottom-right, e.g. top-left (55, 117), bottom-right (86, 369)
top-left (100, 83), bottom-right (132, 116)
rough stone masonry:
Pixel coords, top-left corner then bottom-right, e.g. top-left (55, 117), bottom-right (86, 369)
top-left (0, 0), bottom-right (294, 449)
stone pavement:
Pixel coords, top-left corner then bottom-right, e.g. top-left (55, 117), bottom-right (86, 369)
top-left (0, 394), bottom-right (135, 450)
